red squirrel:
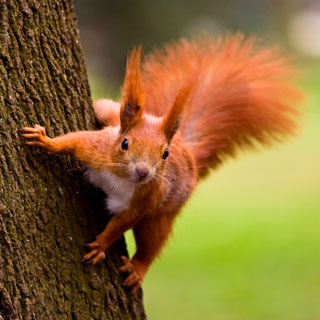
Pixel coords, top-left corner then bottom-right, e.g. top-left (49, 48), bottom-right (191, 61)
top-left (21, 34), bottom-right (301, 292)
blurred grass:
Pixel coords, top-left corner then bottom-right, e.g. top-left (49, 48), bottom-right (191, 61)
top-left (89, 60), bottom-right (320, 320)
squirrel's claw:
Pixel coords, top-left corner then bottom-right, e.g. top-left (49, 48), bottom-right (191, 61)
top-left (86, 241), bottom-right (99, 249)
top-left (20, 125), bottom-right (47, 136)
top-left (123, 271), bottom-right (141, 286)
top-left (20, 125), bottom-right (51, 149)
top-left (82, 239), bottom-right (106, 264)
top-left (122, 271), bottom-right (143, 293)
top-left (91, 251), bottom-right (106, 264)
top-left (121, 256), bottom-right (144, 293)
top-left (120, 256), bottom-right (134, 273)
top-left (81, 249), bottom-right (106, 264)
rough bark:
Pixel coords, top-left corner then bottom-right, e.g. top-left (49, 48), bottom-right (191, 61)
top-left (0, 0), bottom-right (146, 319)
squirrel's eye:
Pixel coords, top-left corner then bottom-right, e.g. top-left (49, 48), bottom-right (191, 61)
top-left (121, 138), bottom-right (129, 150)
top-left (162, 148), bottom-right (169, 159)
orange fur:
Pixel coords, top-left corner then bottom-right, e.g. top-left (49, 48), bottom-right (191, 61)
top-left (143, 34), bottom-right (302, 176)
top-left (120, 47), bottom-right (146, 132)
top-left (161, 75), bottom-right (195, 143)
top-left (21, 34), bottom-right (302, 293)
top-left (93, 99), bottom-right (120, 127)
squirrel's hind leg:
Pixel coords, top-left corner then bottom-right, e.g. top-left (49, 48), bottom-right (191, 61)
top-left (120, 213), bottom-right (175, 292)
top-left (93, 99), bottom-right (120, 128)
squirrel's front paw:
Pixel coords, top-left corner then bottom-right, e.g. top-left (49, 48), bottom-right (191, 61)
top-left (20, 125), bottom-right (52, 149)
top-left (120, 256), bottom-right (145, 293)
top-left (81, 239), bottom-right (106, 265)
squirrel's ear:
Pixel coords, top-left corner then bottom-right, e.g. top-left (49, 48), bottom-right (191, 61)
top-left (161, 79), bottom-right (194, 143)
top-left (120, 46), bottom-right (146, 132)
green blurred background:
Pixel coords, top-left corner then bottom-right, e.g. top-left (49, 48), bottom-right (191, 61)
top-left (74, 1), bottom-right (320, 319)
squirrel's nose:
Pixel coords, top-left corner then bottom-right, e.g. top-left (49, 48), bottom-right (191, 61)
top-left (135, 166), bottom-right (149, 178)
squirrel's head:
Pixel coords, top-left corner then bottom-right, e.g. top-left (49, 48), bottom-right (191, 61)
top-left (110, 47), bottom-right (191, 184)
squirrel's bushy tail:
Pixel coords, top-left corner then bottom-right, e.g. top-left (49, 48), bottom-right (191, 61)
top-left (142, 34), bottom-right (302, 178)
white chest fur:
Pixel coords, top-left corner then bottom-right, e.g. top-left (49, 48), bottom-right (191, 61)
top-left (85, 168), bottom-right (136, 214)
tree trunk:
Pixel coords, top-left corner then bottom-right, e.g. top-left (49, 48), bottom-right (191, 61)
top-left (0, 0), bottom-right (146, 319)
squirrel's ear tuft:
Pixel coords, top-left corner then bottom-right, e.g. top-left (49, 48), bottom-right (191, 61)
top-left (120, 46), bottom-right (146, 132)
top-left (161, 77), bottom-right (195, 143)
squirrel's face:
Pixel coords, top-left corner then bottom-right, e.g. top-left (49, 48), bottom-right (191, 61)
top-left (112, 46), bottom-right (191, 184)
top-left (111, 115), bottom-right (169, 184)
